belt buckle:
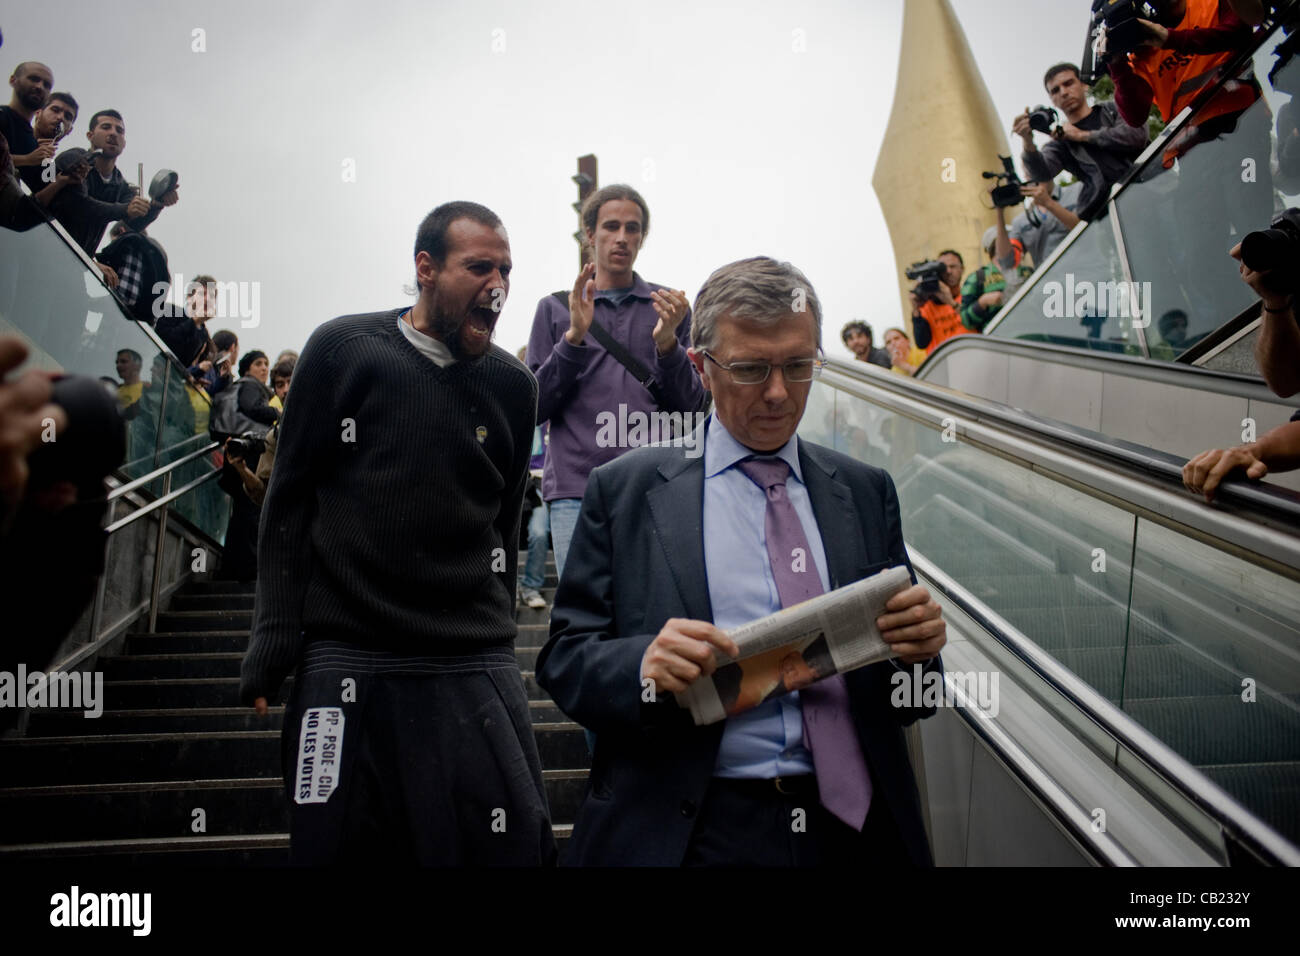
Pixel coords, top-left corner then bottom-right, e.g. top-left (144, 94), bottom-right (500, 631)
top-left (774, 776), bottom-right (793, 795)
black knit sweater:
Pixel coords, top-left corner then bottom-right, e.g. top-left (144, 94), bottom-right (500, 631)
top-left (240, 309), bottom-right (538, 704)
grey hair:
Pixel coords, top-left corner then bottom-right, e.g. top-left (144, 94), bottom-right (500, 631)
top-left (690, 257), bottom-right (823, 353)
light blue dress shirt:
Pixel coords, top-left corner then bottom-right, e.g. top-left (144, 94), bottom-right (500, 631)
top-left (701, 415), bottom-right (831, 778)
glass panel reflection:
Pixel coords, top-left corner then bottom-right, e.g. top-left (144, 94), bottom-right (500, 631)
top-left (1125, 518), bottom-right (1300, 844)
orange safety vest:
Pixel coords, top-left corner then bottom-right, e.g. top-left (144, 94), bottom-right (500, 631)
top-left (919, 299), bottom-right (971, 356)
top-left (1128, 0), bottom-right (1258, 126)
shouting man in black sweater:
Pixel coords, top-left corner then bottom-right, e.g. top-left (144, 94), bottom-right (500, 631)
top-left (240, 201), bottom-right (554, 865)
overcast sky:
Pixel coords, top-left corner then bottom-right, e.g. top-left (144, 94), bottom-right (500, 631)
top-left (3, 0), bottom-right (1086, 362)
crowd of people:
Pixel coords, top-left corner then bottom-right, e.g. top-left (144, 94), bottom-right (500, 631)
top-left (0, 55), bottom-right (305, 581)
top-left (870, 0), bottom-right (1283, 370)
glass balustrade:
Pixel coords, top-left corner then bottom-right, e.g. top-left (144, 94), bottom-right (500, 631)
top-left (803, 378), bottom-right (1300, 844)
top-left (0, 215), bottom-right (228, 539)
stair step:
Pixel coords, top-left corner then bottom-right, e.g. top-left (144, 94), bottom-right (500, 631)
top-left (0, 825), bottom-right (572, 862)
top-left (0, 768), bottom-right (590, 843)
top-left (102, 646), bottom-right (546, 681)
top-left (124, 631), bottom-right (250, 654)
top-left (0, 832), bottom-right (290, 862)
top-left (169, 593), bottom-right (256, 612)
top-left (179, 580), bottom-right (258, 595)
top-left (27, 702), bottom-right (569, 735)
top-left (154, 610), bottom-right (253, 632)
top-left (100, 678), bottom-right (290, 709)
top-left (0, 724), bottom-right (589, 786)
top-left (515, 624), bottom-right (550, 648)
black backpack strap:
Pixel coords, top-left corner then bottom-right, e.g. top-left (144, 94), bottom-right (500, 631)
top-left (549, 290), bottom-right (666, 407)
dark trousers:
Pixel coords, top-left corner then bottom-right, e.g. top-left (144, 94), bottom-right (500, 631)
top-left (217, 461), bottom-right (259, 582)
top-left (682, 776), bottom-right (914, 867)
top-left (282, 640), bottom-right (557, 866)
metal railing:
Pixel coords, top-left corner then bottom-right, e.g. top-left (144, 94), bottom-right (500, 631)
top-left (56, 443), bottom-right (223, 675)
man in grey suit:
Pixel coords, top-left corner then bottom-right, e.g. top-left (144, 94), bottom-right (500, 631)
top-left (536, 256), bottom-right (946, 866)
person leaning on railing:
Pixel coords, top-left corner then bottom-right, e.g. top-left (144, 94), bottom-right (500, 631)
top-left (1182, 238), bottom-right (1300, 500)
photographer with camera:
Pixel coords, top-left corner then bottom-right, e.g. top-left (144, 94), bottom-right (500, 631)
top-left (1106, 1), bottom-right (1258, 131)
top-left (1183, 207), bottom-right (1300, 500)
top-left (0, 335), bottom-right (125, 697)
top-left (211, 350), bottom-right (279, 582)
top-left (1237, 208), bottom-right (1300, 397)
top-left (224, 358), bottom-right (293, 509)
top-left (908, 250), bottom-right (972, 355)
top-left (962, 226), bottom-right (1035, 332)
top-left (1008, 180), bottom-right (1085, 274)
top-left (1014, 63), bottom-right (1148, 222)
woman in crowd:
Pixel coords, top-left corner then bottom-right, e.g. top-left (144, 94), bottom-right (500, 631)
top-left (884, 327), bottom-right (927, 376)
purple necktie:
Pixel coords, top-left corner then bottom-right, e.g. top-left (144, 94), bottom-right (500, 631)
top-left (736, 457), bottom-right (873, 831)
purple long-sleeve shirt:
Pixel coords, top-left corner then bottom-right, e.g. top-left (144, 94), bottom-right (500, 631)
top-left (527, 272), bottom-right (705, 502)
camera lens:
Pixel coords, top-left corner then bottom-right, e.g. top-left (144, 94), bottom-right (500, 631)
top-left (1240, 228), bottom-right (1294, 273)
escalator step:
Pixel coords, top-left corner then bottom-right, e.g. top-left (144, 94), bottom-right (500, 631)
top-left (1125, 694), bottom-right (1300, 765)
top-left (1196, 761), bottom-right (1300, 845)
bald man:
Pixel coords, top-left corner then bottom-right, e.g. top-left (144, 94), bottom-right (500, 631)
top-left (0, 61), bottom-right (54, 180)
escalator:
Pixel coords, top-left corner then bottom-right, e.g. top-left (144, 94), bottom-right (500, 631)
top-left (913, 8), bottom-right (1300, 497)
top-left (803, 360), bottom-right (1300, 866)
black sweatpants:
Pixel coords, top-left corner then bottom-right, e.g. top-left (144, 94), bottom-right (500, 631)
top-left (282, 640), bottom-right (557, 866)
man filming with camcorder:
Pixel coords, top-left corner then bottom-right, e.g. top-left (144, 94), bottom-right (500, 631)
top-left (907, 250), bottom-right (972, 356)
top-left (1013, 62), bottom-right (1148, 221)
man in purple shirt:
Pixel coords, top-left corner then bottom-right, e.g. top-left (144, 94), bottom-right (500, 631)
top-left (527, 184), bottom-right (705, 577)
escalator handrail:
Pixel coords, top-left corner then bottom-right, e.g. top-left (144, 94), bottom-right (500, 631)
top-left (921, 330), bottom-right (1280, 398)
top-left (911, 549), bottom-right (1300, 867)
top-left (823, 359), bottom-right (1300, 534)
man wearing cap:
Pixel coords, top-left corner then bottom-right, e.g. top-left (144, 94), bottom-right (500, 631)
top-left (537, 256), bottom-right (945, 866)
top-left (961, 225), bottom-right (1035, 332)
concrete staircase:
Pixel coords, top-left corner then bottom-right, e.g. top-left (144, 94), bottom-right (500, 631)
top-left (0, 552), bottom-right (588, 862)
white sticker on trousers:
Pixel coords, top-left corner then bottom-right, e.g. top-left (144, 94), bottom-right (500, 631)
top-left (295, 707), bottom-right (344, 805)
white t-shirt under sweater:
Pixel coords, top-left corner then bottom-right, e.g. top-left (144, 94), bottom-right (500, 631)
top-left (399, 313), bottom-right (455, 367)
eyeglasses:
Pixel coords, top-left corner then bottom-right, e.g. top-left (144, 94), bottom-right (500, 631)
top-left (701, 350), bottom-right (824, 385)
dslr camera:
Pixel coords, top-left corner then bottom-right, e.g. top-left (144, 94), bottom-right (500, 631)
top-left (1027, 104), bottom-right (1060, 135)
top-left (906, 260), bottom-right (948, 300)
top-left (226, 434), bottom-right (266, 461)
top-left (1239, 207), bottom-right (1300, 295)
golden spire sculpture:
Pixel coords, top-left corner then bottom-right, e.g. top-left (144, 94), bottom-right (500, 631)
top-left (873, 0), bottom-right (1010, 335)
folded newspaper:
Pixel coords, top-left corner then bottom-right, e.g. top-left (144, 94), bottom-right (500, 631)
top-left (676, 565), bottom-right (912, 726)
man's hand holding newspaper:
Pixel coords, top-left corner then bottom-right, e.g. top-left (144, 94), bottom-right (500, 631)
top-left (640, 566), bottom-right (946, 726)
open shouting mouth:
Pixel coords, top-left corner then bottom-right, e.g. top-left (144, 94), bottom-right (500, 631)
top-left (466, 305), bottom-right (497, 340)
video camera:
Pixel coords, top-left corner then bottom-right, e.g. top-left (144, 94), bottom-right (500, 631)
top-left (905, 260), bottom-right (947, 299)
top-left (1081, 0), bottom-right (1160, 84)
top-left (983, 155), bottom-right (1031, 209)
top-left (1240, 207), bottom-right (1300, 295)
